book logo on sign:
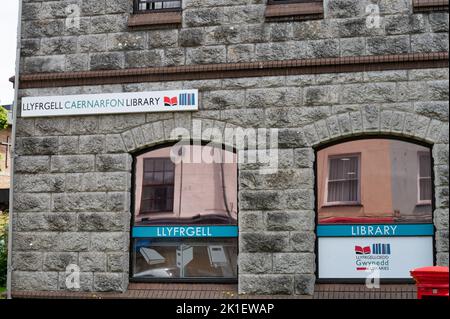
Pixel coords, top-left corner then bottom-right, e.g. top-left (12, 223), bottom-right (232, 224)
top-left (355, 243), bottom-right (391, 272)
top-left (164, 96), bottom-right (178, 107)
top-left (355, 246), bottom-right (371, 255)
top-left (164, 93), bottom-right (196, 107)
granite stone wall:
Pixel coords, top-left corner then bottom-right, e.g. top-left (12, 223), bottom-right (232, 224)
top-left (19, 0), bottom-right (449, 73)
top-left (12, 67), bottom-right (449, 294)
top-left (11, 0), bottom-right (449, 296)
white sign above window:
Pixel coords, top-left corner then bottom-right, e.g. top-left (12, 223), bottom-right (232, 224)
top-left (21, 89), bottom-right (199, 117)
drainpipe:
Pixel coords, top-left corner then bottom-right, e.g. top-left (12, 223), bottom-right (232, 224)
top-left (7, 0), bottom-right (23, 300)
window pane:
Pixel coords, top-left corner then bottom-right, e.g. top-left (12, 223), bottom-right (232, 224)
top-left (327, 155), bottom-right (359, 203)
top-left (328, 180), bottom-right (358, 202)
top-left (318, 139), bottom-right (432, 224)
top-left (154, 187), bottom-right (166, 198)
top-left (347, 157), bottom-right (358, 179)
top-left (420, 178), bottom-right (432, 201)
top-left (143, 172), bottom-right (153, 183)
top-left (135, 145), bottom-right (237, 224)
top-left (133, 145), bottom-right (238, 281)
top-left (164, 171), bottom-right (174, 184)
top-left (165, 196), bottom-right (173, 211)
top-left (154, 159), bottom-right (165, 171)
top-left (419, 154), bottom-right (431, 178)
top-left (144, 159), bottom-right (154, 172)
top-left (165, 0), bottom-right (181, 8)
top-left (142, 187), bottom-right (154, 200)
top-left (136, 0), bottom-right (182, 12)
top-left (329, 157), bottom-right (358, 182)
top-left (165, 159), bottom-right (175, 171)
top-left (141, 200), bottom-right (150, 212)
top-left (132, 238), bottom-right (238, 280)
top-left (154, 172), bottom-right (164, 184)
top-left (139, 2), bottom-right (147, 11)
top-left (329, 158), bottom-right (342, 180)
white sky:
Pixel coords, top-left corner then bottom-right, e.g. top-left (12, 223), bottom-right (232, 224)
top-left (0, 0), bottom-right (19, 106)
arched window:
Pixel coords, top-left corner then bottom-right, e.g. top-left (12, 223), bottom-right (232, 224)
top-left (316, 138), bottom-right (434, 280)
top-left (131, 143), bottom-right (238, 281)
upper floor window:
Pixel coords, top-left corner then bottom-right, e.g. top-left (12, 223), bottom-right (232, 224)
top-left (326, 154), bottom-right (360, 205)
top-left (265, 0), bottom-right (324, 21)
top-left (418, 152), bottom-right (432, 204)
top-left (268, 0), bottom-right (317, 3)
top-left (413, 0), bottom-right (449, 13)
top-left (134, 0), bottom-right (182, 13)
top-left (141, 158), bottom-right (175, 213)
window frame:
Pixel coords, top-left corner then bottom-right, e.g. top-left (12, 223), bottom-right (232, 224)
top-left (417, 151), bottom-right (432, 206)
top-left (315, 137), bottom-right (436, 284)
top-left (265, 0), bottom-right (324, 22)
top-left (130, 142), bottom-right (240, 284)
top-left (324, 153), bottom-right (361, 207)
top-left (140, 157), bottom-right (175, 214)
top-left (267, 0), bottom-right (321, 4)
top-left (412, 0), bottom-right (449, 13)
top-left (133, 0), bottom-right (182, 14)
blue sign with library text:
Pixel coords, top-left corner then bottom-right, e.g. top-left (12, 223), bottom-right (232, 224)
top-left (132, 226), bottom-right (238, 238)
top-left (317, 224), bottom-right (434, 237)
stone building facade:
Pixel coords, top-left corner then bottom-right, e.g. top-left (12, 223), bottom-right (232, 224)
top-left (10, 0), bottom-right (449, 296)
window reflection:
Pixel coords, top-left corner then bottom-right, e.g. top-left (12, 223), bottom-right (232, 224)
top-left (134, 145), bottom-right (238, 226)
top-left (418, 152), bottom-right (432, 203)
top-left (133, 238), bottom-right (238, 279)
top-left (317, 139), bottom-right (433, 224)
top-left (326, 154), bottom-right (360, 204)
top-left (132, 144), bottom-right (238, 281)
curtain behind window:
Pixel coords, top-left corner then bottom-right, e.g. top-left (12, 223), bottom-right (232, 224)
top-left (327, 156), bottom-right (359, 203)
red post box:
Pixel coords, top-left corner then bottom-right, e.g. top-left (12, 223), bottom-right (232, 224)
top-left (410, 266), bottom-right (449, 299)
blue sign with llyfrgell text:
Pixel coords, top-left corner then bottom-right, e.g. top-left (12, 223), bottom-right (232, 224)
top-left (132, 225), bottom-right (238, 238)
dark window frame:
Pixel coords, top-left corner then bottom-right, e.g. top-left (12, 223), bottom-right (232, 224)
top-left (267, 0), bottom-right (322, 4)
top-left (418, 151), bottom-right (432, 204)
top-left (130, 141), bottom-right (240, 284)
top-left (313, 136), bottom-right (436, 284)
top-left (265, 0), bottom-right (324, 22)
top-left (412, 0), bottom-right (449, 13)
top-left (133, 0), bottom-right (182, 14)
top-left (140, 157), bottom-right (175, 214)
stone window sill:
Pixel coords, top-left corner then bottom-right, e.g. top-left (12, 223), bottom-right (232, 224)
top-left (265, 1), bottom-right (324, 22)
top-left (413, 0), bottom-right (449, 13)
top-left (128, 11), bottom-right (182, 28)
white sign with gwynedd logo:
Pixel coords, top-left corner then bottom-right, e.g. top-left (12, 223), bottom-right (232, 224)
top-left (318, 237), bottom-right (434, 279)
top-left (21, 90), bottom-right (199, 117)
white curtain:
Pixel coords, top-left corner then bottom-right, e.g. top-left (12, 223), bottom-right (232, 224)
top-left (328, 156), bottom-right (359, 203)
top-left (419, 153), bottom-right (432, 201)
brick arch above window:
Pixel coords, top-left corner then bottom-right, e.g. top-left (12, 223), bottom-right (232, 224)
top-left (110, 110), bottom-right (447, 169)
top-left (117, 116), bottom-right (245, 155)
top-left (301, 108), bottom-right (448, 149)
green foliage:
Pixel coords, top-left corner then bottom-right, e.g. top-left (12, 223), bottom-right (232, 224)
top-left (0, 212), bottom-right (8, 287)
top-left (0, 106), bottom-right (9, 131)
top-left (0, 105), bottom-right (10, 289)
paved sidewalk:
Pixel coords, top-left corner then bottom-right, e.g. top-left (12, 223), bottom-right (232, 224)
top-left (10, 284), bottom-right (417, 299)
